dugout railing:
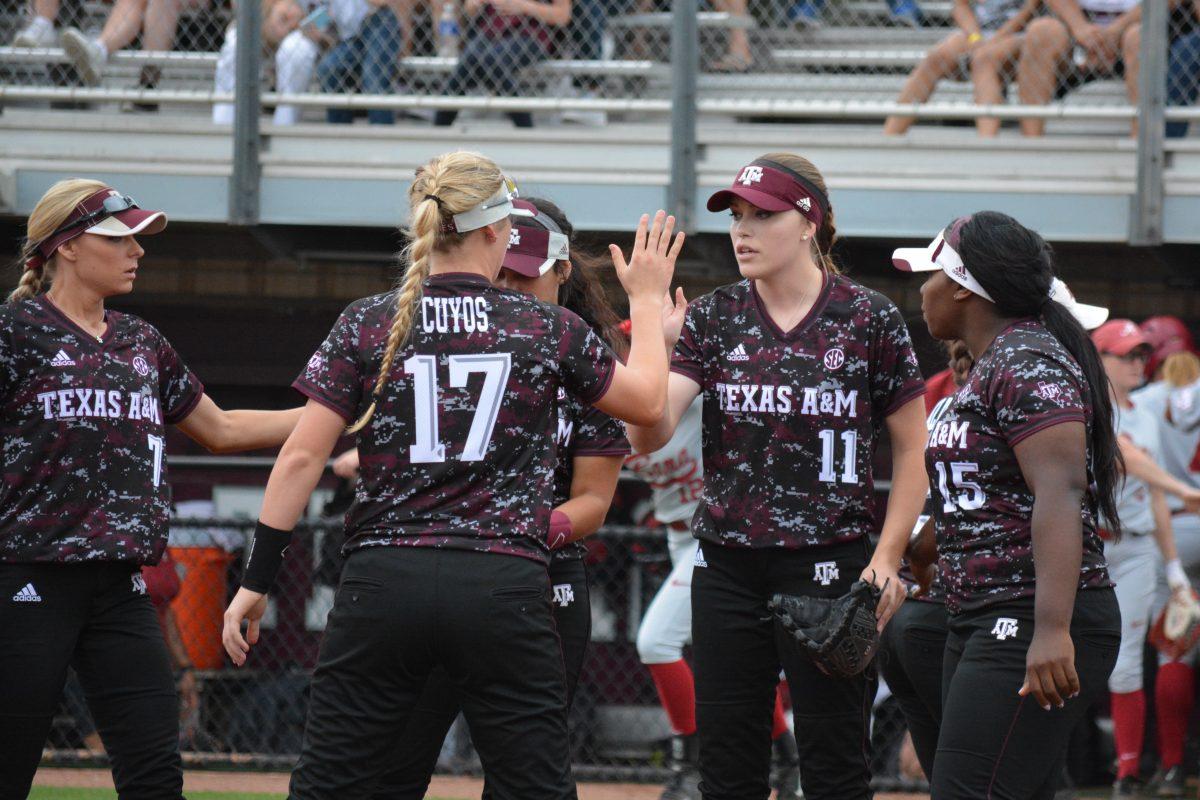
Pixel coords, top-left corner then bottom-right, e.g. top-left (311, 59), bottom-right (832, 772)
top-left (37, 468), bottom-right (926, 792)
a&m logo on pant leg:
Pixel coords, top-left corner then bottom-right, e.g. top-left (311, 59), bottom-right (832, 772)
top-left (813, 561), bottom-right (839, 586)
top-left (131, 573), bottom-right (147, 595)
top-left (552, 583), bottom-right (574, 607)
top-left (991, 617), bottom-right (1019, 640)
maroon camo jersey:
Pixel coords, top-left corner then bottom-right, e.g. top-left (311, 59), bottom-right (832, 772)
top-left (671, 273), bottom-right (925, 549)
top-left (293, 273), bottom-right (615, 563)
top-left (0, 296), bottom-right (203, 563)
top-left (926, 319), bottom-right (1111, 614)
top-left (551, 387), bottom-right (631, 563)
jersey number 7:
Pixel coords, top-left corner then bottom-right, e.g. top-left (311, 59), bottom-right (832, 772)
top-left (405, 353), bottom-right (512, 463)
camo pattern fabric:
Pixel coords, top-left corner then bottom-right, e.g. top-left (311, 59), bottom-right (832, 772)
top-left (0, 296), bottom-right (203, 563)
top-left (550, 387), bottom-right (631, 564)
top-left (671, 273), bottom-right (925, 549)
top-left (898, 390), bottom-right (957, 604)
top-left (925, 319), bottom-right (1111, 614)
top-left (294, 273), bottom-right (615, 564)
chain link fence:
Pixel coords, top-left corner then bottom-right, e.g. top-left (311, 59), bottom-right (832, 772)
top-left (1, 0), bottom-right (1194, 132)
top-left (37, 470), bottom-right (928, 791)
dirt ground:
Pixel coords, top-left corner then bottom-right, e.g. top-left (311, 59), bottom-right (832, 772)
top-left (34, 768), bottom-right (930, 799)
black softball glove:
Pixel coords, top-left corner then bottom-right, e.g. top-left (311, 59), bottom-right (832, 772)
top-left (768, 579), bottom-right (883, 677)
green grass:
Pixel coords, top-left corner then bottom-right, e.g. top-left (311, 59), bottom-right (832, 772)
top-left (30, 791), bottom-right (462, 800)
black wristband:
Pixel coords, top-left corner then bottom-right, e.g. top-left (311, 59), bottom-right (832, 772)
top-left (242, 521), bottom-right (291, 594)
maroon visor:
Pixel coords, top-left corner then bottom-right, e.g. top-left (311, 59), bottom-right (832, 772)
top-left (27, 188), bottom-right (167, 270)
top-left (706, 161), bottom-right (827, 227)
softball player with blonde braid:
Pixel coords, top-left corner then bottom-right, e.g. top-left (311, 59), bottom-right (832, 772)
top-left (222, 151), bottom-right (686, 800)
top-left (629, 152), bottom-right (929, 800)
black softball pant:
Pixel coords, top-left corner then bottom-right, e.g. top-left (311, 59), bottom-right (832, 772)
top-left (931, 588), bottom-right (1120, 800)
top-left (288, 546), bottom-right (576, 800)
top-left (877, 599), bottom-right (948, 781)
top-left (0, 562), bottom-right (182, 800)
top-left (692, 538), bottom-right (875, 800)
top-left (372, 557), bottom-right (591, 800)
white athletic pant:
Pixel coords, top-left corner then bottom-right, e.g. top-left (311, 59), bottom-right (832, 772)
top-left (213, 27), bottom-right (318, 125)
top-left (1106, 534), bottom-right (1160, 693)
top-left (637, 530), bottom-right (698, 665)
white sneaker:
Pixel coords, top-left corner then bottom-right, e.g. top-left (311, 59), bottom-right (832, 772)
top-left (60, 28), bottom-right (107, 85)
top-left (12, 18), bottom-right (57, 48)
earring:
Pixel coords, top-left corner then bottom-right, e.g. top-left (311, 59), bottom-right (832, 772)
top-left (802, 234), bottom-right (810, 241)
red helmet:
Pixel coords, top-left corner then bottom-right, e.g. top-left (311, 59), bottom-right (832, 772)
top-left (1140, 316), bottom-right (1196, 379)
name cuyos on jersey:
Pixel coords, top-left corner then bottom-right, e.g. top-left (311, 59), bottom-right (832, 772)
top-left (671, 274), bottom-right (925, 549)
top-left (0, 297), bottom-right (203, 564)
top-left (925, 320), bottom-right (1111, 614)
top-left (294, 274), bottom-right (615, 563)
top-left (550, 385), bottom-right (630, 563)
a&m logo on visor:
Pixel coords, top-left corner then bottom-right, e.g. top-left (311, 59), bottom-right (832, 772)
top-left (738, 166), bottom-right (764, 186)
top-left (508, 229), bottom-right (521, 247)
top-left (797, 197), bottom-right (812, 212)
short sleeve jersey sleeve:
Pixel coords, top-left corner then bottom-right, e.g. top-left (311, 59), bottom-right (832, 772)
top-left (154, 330), bottom-right (204, 424)
top-left (869, 301), bottom-right (925, 417)
top-left (989, 349), bottom-right (1087, 448)
top-left (554, 307), bottom-right (616, 406)
top-left (670, 296), bottom-right (709, 384)
top-left (293, 299), bottom-right (369, 421)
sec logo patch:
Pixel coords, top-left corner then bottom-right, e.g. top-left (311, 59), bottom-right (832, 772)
top-left (823, 348), bottom-right (845, 370)
top-left (132, 356), bottom-right (150, 376)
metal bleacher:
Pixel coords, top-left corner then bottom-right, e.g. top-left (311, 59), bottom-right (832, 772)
top-left (0, 1), bottom-right (1196, 243)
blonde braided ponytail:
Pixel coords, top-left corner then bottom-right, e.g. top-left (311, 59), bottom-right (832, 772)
top-left (346, 151), bottom-right (506, 433)
top-left (11, 178), bottom-right (109, 304)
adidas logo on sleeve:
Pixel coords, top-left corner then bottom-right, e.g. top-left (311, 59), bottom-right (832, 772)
top-left (728, 343), bottom-right (749, 362)
top-left (12, 583), bottom-right (42, 602)
top-left (50, 350), bottom-right (75, 367)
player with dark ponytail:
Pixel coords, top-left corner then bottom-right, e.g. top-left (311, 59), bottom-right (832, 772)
top-left (894, 211), bottom-right (1121, 799)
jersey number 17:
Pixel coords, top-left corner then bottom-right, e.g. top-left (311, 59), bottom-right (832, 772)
top-left (405, 353), bottom-right (511, 463)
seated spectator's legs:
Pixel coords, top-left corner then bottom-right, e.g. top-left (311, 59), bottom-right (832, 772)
top-left (143, 0), bottom-right (209, 51)
top-left (1017, 16), bottom-right (1071, 137)
top-left (1167, 31), bottom-right (1200, 138)
top-left (434, 33), bottom-right (549, 127)
top-left (212, 26), bottom-right (237, 124)
top-left (1122, 23), bottom-right (1140, 136)
top-left (318, 36), bottom-right (362, 124)
top-left (882, 31), bottom-right (971, 136)
top-left (971, 34), bottom-right (1024, 137)
top-left (12, 0), bottom-right (61, 47)
top-left (710, 0), bottom-right (751, 71)
top-left (358, 7), bottom-right (402, 124)
top-left (275, 30), bottom-right (320, 125)
top-left (97, 0), bottom-right (149, 56)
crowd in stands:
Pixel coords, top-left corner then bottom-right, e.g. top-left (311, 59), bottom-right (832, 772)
top-left (6, 0), bottom-right (1199, 133)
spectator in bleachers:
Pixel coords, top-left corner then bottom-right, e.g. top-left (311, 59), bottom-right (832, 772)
top-left (433, 0), bottom-right (572, 128)
top-left (710, 0), bottom-right (753, 71)
top-left (1167, 0), bottom-right (1200, 138)
top-left (316, 0), bottom-right (404, 124)
top-left (212, 0), bottom-right (322, 125)
top-left (883, 0), bottom-right (1040, 136)
top-left (789, 0), bottom-right (924, 30)
top-left (10, 0), bottom-right (60, 48)
top-left (59, 0), bottom-right (214, 87)
top-left (1014, 0), bottom-right (1142, 137)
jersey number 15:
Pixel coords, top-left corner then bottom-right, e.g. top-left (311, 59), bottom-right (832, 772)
top-left (405, 353), bottom-right (512, 463)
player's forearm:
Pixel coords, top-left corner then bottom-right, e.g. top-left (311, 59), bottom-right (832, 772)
top-left (1122, 440), bottom-right (1193, 498)
top-left (258, 445), bottom-right (327, 530)
top-left (215, 408), bottom-right (304, 453)
top-left (876, 442), bottom-right (927, 564)
top-left (1151, 489), bottom-right (1180, 563)
top-left (620, 296), bottom-right (670, 424)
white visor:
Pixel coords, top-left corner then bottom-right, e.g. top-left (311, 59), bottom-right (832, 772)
top-left (451, 175), bottom-right (535, 233)
top-left (85, 211), bottom-right (167, 237)
top-left (891, 229), bottom-right (995, 303)
top-left (1049, 278), bottom-right (1109, 331)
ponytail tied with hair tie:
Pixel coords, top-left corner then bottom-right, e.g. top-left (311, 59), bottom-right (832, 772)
top-left (424, 194), bottom-right (444, 208)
